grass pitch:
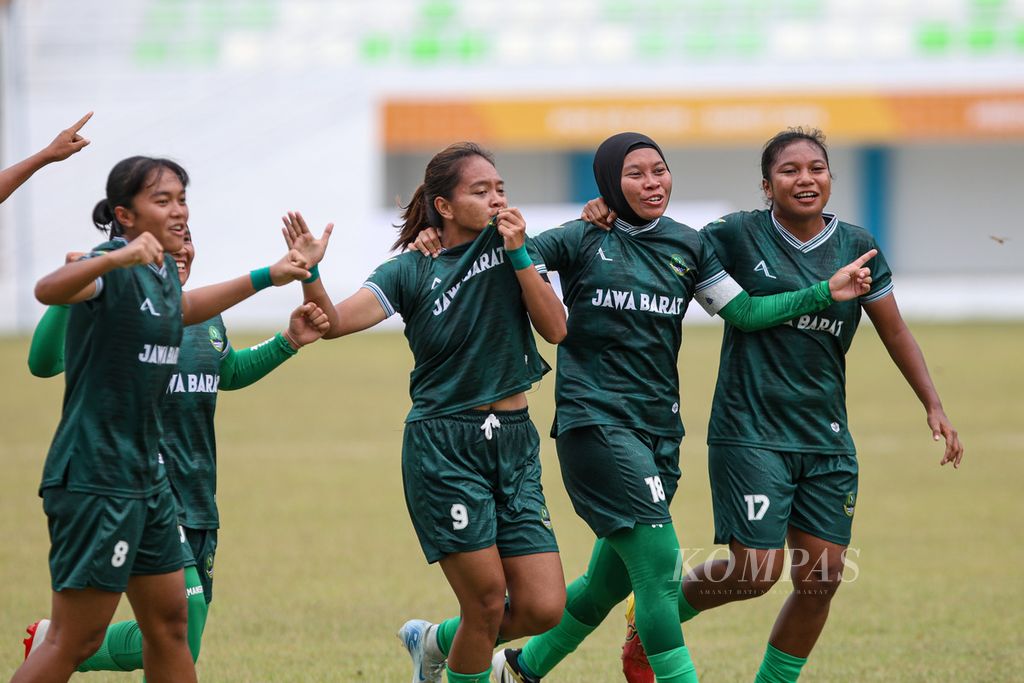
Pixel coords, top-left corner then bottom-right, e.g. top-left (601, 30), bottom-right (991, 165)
top-left (1, 322), bottom-right (1021, 681)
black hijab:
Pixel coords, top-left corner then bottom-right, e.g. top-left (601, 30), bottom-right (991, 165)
top-left (592, 132), bottom-right (669, 227)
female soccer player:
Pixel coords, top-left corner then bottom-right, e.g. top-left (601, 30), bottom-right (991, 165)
top-left (590, 128), bottom-right (963, 683)
top-left (280, 142), bottom-right (568, 683)
top-left (23, 227), bottom-right (330, 674)
top-left (11, 155), bottom-right (312, 683)
top-left (0, 112), bottom-right (91, 204)
top-left (409, 132), bottom-right (876, 683)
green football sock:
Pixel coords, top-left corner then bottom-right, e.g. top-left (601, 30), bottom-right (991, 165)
top-left (754, 644), bottom-right (807, 683)
top-left (436, 617), bottom-right (460, 657)
top-left (76, 565), bottom-right (209, 673)
top-left (184, 565), bottom-right (209, 661)
top-left (445, 665), bottom-right (491, 682)
top-left (678, 580), bottom-right (700, 624)
top-left (605, 523), bottom-right (684, 656)
top-left (648, 646), bottom-right (699, 683)
top-left (76, 620), bottom-right (142, 671)
top-left (518, 537), bottom-right (632, 677)
top-left (518, 606), bottom-right (596, 678)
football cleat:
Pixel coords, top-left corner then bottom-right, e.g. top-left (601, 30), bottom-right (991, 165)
top-left (397, 619), bottom-right (446, 683)
top-left (491, 648), bottom-right (541, 683)
top-left (23, 619), bottom-right (50, 661)
top-left (621, 595), bottom-right (654, 683)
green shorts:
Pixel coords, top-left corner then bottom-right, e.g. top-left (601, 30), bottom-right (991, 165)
top-left (709, 444), bottom-right (859, 549)
top-left (556, 425), bottom-right (682, 538)
top-left (42, 485), bottom-right (185, 592)
top-left (184, 527), bottom-right (217, 604)
top-left (402, 409), bottom-right (559, 564)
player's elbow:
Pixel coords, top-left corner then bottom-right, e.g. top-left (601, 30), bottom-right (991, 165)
top-left (539, 319), bottom-right (566, 344)
top-left (34, 280), bottom-right (61, 305)
top-left (323, 324), bottom-right (346, 340)
top-left (27, 363), bottom-right (59, 378)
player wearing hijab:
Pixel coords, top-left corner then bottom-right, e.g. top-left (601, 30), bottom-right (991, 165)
top-left (602, 128), bottom-right (963, 683)
top-left (409, 132), bottom-right (875, 683)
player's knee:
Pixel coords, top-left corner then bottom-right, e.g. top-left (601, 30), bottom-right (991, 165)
top-left (739, 549), bottom-right (785, 594)
top-left (460, 585), bottom-right (508, 631)
top-left (143, 603), bottom-right (190, 647)
top-left (792, 581), bottom-right (842, 609)
top-left (68, 629), bottom-right (108, 666)
top-left (517, 591), bottom-right (565, 634)
top-left (45, 621), bottom-right (107, 667)
top-left (791, 563), bottom-right (844, 603)
top-left (745, 575), bottom-right (781, 596)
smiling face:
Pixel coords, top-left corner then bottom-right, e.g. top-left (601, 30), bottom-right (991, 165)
top-left (170, 227), bottom-right (194, 286)
top-left (620, 147), bottom-right (672, 222)
top-left (114, 167), bottom-right (189, 253)
top-left (763, 139), bottom-right (832, 224)
top-left (435, 154), bottom-right (507, 233)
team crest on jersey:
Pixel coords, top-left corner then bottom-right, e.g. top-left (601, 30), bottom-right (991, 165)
top-left (843, 493), bottom-right (856, 518)
top-left (539, 505), bottom-right (553, 530)
top-left (669, 254), bottom-right (690, 277)
top-left (208, 326), bottom-right (225, 353)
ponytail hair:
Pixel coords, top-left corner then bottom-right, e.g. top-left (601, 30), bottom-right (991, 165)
top-left (391, 142), bottom-right (495, 251)
top-left (92, 199), bottom-right (120, 237)
top-left (92, 156), bottom-right (189, 237)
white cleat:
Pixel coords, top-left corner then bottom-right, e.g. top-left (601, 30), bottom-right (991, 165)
top-left (397, 619), bottom-right (446, 683)
top-left (23, 619), bottom-right (50, 660)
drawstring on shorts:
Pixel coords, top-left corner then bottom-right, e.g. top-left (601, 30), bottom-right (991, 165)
top-left (480, 413), bottom-right (502, 440)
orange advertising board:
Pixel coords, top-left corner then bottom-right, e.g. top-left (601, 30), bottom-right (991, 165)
top-left (383, 91), bottom-right (1024, 150)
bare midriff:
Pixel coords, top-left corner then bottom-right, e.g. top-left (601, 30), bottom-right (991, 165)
top-left (472, 391), bottom-right (528, 412)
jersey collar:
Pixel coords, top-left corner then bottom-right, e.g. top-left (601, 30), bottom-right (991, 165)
top-left (771, 212), bottom-right (837, 253)
top-left (614, 216), bottom-right (660, 236)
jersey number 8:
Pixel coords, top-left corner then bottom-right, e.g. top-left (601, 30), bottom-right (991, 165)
top-left (111, 540), bottom-right (130, 568)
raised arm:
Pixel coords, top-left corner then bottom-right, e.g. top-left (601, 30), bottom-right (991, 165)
top-left (715, 249), bottom-right (877, 332)
top-left (0, 112), bottom-right (92, 204)
top-left (181, 247), bottom-right (310, 326)
top-left (278, 211), bottom-right (346, 335)
top-left (497, 208), bottom-right (566, 344)
top-left (863, 294), bottom-right (963, 468)
top-left (219, 302), bottom-right (330, 391)
top-left (35, 232), bottom-right (164, 305)
top-left (280, 211), bottom-right (390, 339)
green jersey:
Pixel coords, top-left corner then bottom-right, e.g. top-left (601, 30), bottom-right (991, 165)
top-left (531, 217), bottom-right (743, 438)
top-left (41, 238), bottom-right (183, 498)
top-left (363, 224), bottom-right (551, 422)
top-left (162, 315), bottom-right (230, 529)
top-left (701, 210), bottom-right (893, 454)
